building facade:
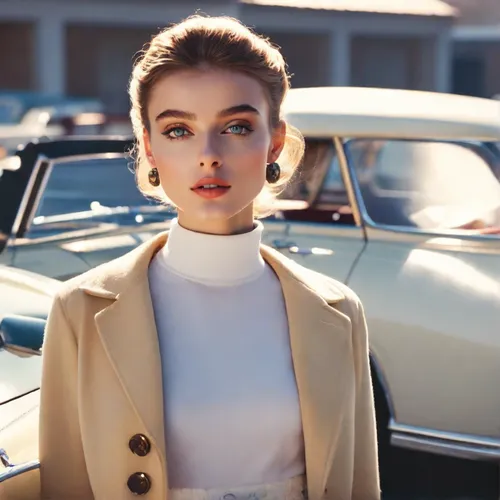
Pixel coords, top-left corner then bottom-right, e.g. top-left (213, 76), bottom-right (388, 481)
top-left (448, 0), bottom-right (500, 98)
top-left (0, 0), bottom-right (455, 114)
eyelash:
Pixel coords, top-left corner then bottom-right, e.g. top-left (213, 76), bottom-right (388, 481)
top-left (161, 123), bottom-right (254, 140)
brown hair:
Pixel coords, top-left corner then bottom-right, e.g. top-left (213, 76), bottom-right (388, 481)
top-left (129, 14), bottom-right (304, 217)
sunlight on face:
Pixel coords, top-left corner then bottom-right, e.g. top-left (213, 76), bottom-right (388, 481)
top-left (145, 68), bottom-right (282, 235)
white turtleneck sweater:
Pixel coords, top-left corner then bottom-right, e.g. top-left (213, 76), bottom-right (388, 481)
top-left (148, 219), bottom-right (305, 490)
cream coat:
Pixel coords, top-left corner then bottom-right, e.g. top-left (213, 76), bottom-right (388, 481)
top-left (38, 232), bottom-right (380, 500)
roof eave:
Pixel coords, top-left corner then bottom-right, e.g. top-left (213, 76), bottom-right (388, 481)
top-left (239, 0), bottom-right (457, 18)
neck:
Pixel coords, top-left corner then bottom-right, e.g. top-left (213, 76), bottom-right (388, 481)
top-left (156, 217), bottom-right (266, 286)
top-left (177, 207), bottom-right (255, 236)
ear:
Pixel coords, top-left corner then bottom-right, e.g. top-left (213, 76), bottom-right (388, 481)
top-left (143, 128), bottom-right (155, 166)
top-left (268, 120), bottom-right (286, 163)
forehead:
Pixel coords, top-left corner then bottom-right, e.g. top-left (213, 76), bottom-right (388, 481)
top-left (148, 68), bottom-right (269, 119)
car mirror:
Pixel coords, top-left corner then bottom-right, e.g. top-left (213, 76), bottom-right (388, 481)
top-left (0, 315), bottom-right (46, 355)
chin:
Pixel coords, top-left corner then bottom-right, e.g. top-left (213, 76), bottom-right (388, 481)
top-left (175, 191), bottom-right (258, 226)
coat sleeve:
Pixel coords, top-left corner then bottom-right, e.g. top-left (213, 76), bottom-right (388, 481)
top-left (39, 294), bottom-right (94, 500)
top-left (351, 298), bottom-right (381, 499)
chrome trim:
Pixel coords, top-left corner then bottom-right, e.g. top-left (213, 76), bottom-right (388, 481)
top-left (390, 420), bottom-right (500, 448)
top-left (365, 221), bottom-right (500, 244)
top-left (0, 459), bottom-right (40, 481)
top-left (271, 221), bottom-right (364, 240)
top-left (32, 204), bottom-right (171, 226)
top-left (9, 154), bottom-right (48, 238)
top-left (0, 448), bottom-right (13, 468)
top-left (389, 420), bottom-right (500, 461)
top-left (50, 152), bottom-right (129, 165)
top-left (333, 136), bottom-right (363, 229)
top-left (23, 157), bottom-right (52, 235)
top-left (339, 138), bottom-right (373, 233)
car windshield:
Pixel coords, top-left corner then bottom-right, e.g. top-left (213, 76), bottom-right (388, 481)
top-left (0, 153), bottom-right (171, 241)
top-left (21, 156), bottom-right (174, 238)
top-left (35, 157), bottom-right (155, 218)
top-left (346, 139), bottom-right (500, 234)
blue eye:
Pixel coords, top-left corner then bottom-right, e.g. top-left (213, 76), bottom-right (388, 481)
top-left (229, 125), bottom-right (244, 134)
top-left (171, 128), bottom-right (186, 137)
top-left (163, 127), bottom-right (189, 139)
top-left (226, 124), bottom-right (252, 135)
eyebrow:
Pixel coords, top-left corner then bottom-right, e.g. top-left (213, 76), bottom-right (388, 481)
top-left (155, 104), bottom-right (260, 122)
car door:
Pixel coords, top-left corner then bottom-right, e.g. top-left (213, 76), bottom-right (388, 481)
top-left (345, 138), bottom-right (500, 450)
top-left (263, 138), bottom-right (366, 283)
top-left (0, 270), bottom-right (56, 486)
top-left (2, 138), bottom-right (171, 281)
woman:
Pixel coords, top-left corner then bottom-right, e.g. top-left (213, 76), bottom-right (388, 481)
top-left (39, 15), bottom-right (380, 500)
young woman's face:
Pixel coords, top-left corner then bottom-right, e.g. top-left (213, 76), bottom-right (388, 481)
top-left (144, 69), bottom-right (284, 234)
top-left (144, 68), bottom-right (284, 235)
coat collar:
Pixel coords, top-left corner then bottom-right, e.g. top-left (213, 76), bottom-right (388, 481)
top-left (78, 231), bottom-right (351, 500)
top-left (78, 231), bottom-right (345, 304)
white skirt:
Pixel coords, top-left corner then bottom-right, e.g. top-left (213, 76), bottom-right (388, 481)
top-left (169, 475), bottom-right (307, 500)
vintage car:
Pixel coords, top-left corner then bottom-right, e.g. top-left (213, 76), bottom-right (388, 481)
top-left (0, 92), bottom-right (105, 153)
top-left (0, 136), bottom-right (174, 281)
top-left (0, 266), bottom-right (59, 498)
top-left (1, 87), bottom-right (500, 497)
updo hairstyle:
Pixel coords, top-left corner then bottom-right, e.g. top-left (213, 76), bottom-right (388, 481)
top-left (129, 14), bottom-right (305, 216)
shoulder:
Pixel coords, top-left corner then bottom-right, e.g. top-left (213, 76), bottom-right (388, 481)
top-left (261, 244), bottom-right (362, 313)
top-left (55, 231), bottom-right (168, 306)
top-left (295, 260), bottom-right (362, 314)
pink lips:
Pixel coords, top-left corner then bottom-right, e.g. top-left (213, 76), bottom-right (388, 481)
top-left (190, 177), bottom-right (231, 199)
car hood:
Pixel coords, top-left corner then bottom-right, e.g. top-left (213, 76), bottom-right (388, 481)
top-left (0, 389), bottom-right (40, 466)
top-left (0, 267), bottom-right (59, 464)
top-left (0, 266), bottom-right (59, 405)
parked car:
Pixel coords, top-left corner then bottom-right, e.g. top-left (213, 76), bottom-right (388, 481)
top-left (1, 87), bottom-right (500, 495)
top-left (0, 136), bottom-right (174, 281)
top-left (0, 266), bottom-right (59, 497)
top-left (0, 92), bottom-right (104, 153)
top-left (0, 91), bottom-right (103, 125)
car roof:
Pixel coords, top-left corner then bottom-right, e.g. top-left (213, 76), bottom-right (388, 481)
top-left (283, 87), bottom-right (500, 141)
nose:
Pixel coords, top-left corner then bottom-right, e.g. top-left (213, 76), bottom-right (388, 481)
top-left (199, 134), bottom-right (222, 169)
top-left (200, 159), bottom-right (221, 168)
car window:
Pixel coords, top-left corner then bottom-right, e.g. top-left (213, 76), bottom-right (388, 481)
top-left (316, 153), bottom-right (350, 207)
top-left (34, 156), bottom-right (149, 218)
top-left (276, 139), bottom-right (354, 225)
top-left (346, 139), bottom-right (500, 234)
top-left (23, 156), bottom-right (164, 238)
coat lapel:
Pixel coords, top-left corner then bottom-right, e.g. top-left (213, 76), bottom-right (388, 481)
top-left (261, 246), bottom-right (353, 500)
top-left (79, 233), bottom-right (353, 500)
top-left (79, 233), bottom-right (169, 473)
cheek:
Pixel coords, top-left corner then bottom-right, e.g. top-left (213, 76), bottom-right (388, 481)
top-left (150, 137), bottom-right (192, 179)
top-left (245, 141), bottom-right (269, 186)
top-left (225, 133), bottom-right (269, 174)
top-left (238, 148), bottom-right (267, 180)
top-left (147, 138), bottom-right (194, 206)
